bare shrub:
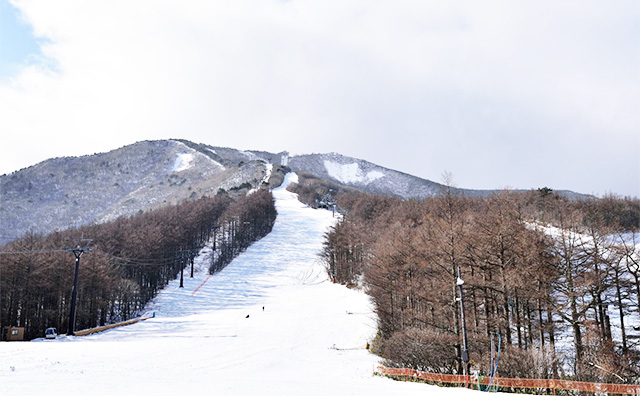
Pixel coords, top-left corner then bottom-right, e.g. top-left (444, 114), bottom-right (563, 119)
top-left (381, 327), bottom-right (459, 374)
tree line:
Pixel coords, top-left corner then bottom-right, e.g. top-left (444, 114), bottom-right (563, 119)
top-left (321, 187), bottom-right (640, 383)
top-left (0, 190), bottom-right (276, 340)
top-left (210, 190), bottom-right (277, 273)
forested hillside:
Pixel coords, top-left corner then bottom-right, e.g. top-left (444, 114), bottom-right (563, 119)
top-left (0, 190), bottom-right (276, 340)
top-left (0, 139), bottom-right (274, 241)
top-left (321, 187), bottom-right (640, 383)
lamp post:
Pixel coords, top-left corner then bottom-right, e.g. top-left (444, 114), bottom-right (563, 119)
top-left (457, 266), bottom-right (470, 377)
top-left (65, 239), bottom-right (92, 335)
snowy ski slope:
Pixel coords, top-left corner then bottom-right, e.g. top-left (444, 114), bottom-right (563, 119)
top-left (1, 173), bottom-right (477, 395)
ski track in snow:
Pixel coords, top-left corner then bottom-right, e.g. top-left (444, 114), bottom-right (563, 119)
top-left (0, 173), bottom-right (475, 396)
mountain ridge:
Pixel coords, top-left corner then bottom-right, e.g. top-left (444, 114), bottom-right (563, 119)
top-left (0, 140), bottom-right (269, 241)
top-left (0, 139), bottom-right (590, 242)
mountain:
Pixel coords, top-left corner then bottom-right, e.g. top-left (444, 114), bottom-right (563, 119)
top-left (0, 139), bottom-right (590, 242)
top-left (287, 152), bottom-right (591, 200)
top-left (0, 140), bottom-right (272, 242)
top-left (288, 152), bottom-right (471, 199)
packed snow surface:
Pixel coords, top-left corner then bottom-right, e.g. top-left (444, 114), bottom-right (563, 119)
top-left (0, 173), bottom-right (475, 396)
top-left (324, 160), bottom-right (384, 184)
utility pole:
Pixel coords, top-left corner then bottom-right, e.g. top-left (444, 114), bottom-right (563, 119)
top-left (178, 249), bottom-right (196, 287)
top-left (189, 249), bottom-right (198, 278)
top-left (457, 266), bottom-right (470, 378)
top-left (65, 239), bottom-right (92, 335)
top-left (179, 249), bottom-right (185, 288)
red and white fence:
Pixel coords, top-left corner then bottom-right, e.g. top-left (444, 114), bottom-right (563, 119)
top-left (375, 367), bottom-right (640, 395)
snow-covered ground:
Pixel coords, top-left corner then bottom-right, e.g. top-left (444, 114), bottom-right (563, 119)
top-left (0, 173), bottom-right (475, 396)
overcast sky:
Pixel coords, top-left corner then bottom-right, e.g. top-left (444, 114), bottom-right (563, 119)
top-left (1, 0), bottom-right (638, 197)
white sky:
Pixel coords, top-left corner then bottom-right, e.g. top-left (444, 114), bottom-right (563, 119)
top-left (1, 0), bottom-right (638, 197)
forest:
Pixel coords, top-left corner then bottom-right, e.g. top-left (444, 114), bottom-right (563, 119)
top-left (321, 186), bottom-right (640, 383)
top-left (0, 189), bottom-right (276, 340)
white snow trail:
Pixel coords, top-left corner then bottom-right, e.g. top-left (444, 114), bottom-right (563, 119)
top-left (0, 173), bottom-right (475, 396)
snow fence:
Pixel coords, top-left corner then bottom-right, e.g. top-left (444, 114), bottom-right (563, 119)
top-left (376, 367), bottom-right (640, 395)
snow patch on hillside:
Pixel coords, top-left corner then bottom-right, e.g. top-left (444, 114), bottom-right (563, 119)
top-left (324, 160), bottom-right (384, 185)
top-left (262, 163), bottom-right (273, 186)
top-left (248, 163), bottom-right (273, 195)
top-left (171, 153), bottom-right (194, 172)
top-left (173, 140), bottom-right (225, 171)
top-left (366, 170), bottom-right (385, 182)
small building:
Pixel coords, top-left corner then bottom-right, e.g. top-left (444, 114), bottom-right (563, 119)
top-left (1, 326), bottom-right (25, 341)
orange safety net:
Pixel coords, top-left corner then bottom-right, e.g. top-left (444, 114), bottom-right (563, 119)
top-left (376, 367), bottom-right (640, 395)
